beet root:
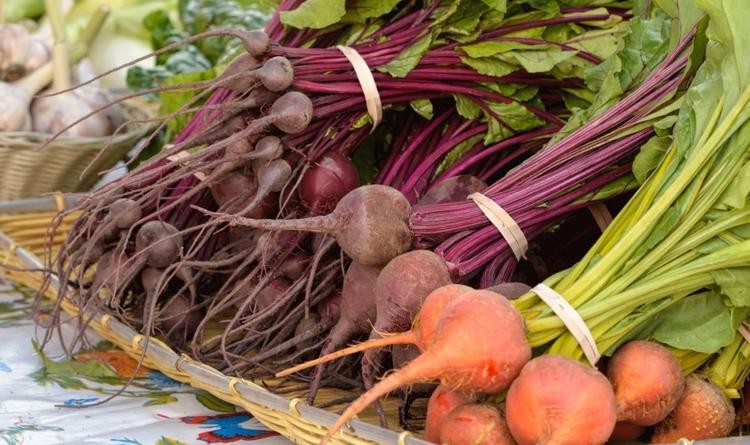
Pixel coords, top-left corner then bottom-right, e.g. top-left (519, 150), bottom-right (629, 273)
top-left (423, 384), bottom-right (474, 442)
top-left (319, 290), bottom-right (530, 444)
top-left (210, 171), bottom-right (277, 218)
top-left (264, 91), bottom-right (314, 134)
top-left (159, 293), bottom-right (203, 342)
top-left (90, 249), bottom-right (117, 298)
top-left (608, 340), bottom-right (685, 426)
top-left (440, 403), bottom-right (517, 445)
top-left (416, 174), bottom-right (487, 206)
top-left (256, 56), bottom-right (294, 92)
top-left (215, 185), bottom-right (412, 266)
top-left (485, 282), bottom-right (531, 300)
top-left (370, 250), bottom-right (453, 339)
top-left (255, 278), bottom-right (292, 312)
top-left (300, 152), bottom-right (360, 214)
top-left (506, 355), bottom-right (617, 445)
top-left (305, 262), bottom-right (380, 403)
top-left (651, 374), bottom-right (735, 443)
top-left (280, 254), bottom-right (311, 281)
top-left (362, 250), bottom-right (453, 395)
top-left (328, 185), bottom-right (412, 266)
top-left (109, 198), bottom-right (142, 230)
top-left (360, 250), bottom-right (452, 426)
top-left (135, 221), bottom-right (183, 269)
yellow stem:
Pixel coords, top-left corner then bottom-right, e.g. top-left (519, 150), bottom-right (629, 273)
top-left (45, 0), bottom-right (70, 92)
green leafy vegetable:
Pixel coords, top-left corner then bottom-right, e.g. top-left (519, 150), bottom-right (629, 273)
top-left (342, 0), bottom-right (402, 23)
top-left (378, 32), bottom-right (434, 78)
top-left (633, 136), bottom-right (672, 184)
top-left (461, 56), bottom-right (517, 77)
top-left (651, 292), bottom-right (747, 353)
top-left (484, 100), bottom-right (544, 143)
top-left (280, 0), bottom-right (345, 29)
top-left (179, 0), bottom-right (270, 63)
top-left (410, 99), bottom-right (434, 120)
top-left (711, 268), bottom-right (750, 308)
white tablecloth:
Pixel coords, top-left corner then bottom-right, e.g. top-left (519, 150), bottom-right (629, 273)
top-left (0, 278), bottom-right (292, 445)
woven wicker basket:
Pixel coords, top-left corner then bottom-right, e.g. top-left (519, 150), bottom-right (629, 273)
top-left (0, 104), bottom-right (152, 200)
top-left (2, 199), bottom-right (747, 445)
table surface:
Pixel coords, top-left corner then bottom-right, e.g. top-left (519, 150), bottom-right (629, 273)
top-left (0, 278), bottom-right (293, 445)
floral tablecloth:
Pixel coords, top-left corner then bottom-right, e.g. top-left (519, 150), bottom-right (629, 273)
top-left (0, 278), bottom-right (292, 445)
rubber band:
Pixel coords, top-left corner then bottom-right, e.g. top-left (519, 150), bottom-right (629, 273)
top-left (174, 354), bottom-right (190, 372)
top-left (468, 193), bottom-right (527, 260)
top-left (1, 242), bottom-right (16, 264)
top-left (288, 398), bottom-right (303, 416)
top-left (53, 192), bottom-right (65, 212)
top-left (336, 45), bottom-right (383, 131)
top-left (397, 431), bottom-right (413, 445)
top-left (99, 313), bottom-right (112, 328)
top-left (166, 148), bottom-right (207, 181)
top-left (531, 283), bottom-right (600, 366)
top-left (132, 334), bottom-right (145, 351)
top-left (227, 377), bottom-right (243, 397)
top-left (588, 203), bottom-right (613, 232)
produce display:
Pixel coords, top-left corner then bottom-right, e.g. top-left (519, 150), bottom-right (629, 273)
top-left (16, 0), bottom-right (750, 444)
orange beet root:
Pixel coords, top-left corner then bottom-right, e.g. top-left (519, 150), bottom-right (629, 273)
top-left (608, 340), bottom-right (685, 426)
top-left (506, 355), bottom-right (617, 445)
top-left (651, 374), bottom-right (735, 443)
top-left (423, 385), bottom-right (474, 442)
top-left (320, 290), bottom-right (530, 444)
top-left (440, 403), bottom-right (517, 445)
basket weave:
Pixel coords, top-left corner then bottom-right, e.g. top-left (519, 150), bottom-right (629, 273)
top-left (0, 104), bottom-right (152, 200)
top-left (0, 197), bottom-right (432, 445)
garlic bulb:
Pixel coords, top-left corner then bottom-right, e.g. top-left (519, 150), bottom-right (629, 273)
top-left (25, 38), bottom-right (51, 73)
top-left (0, 61), bottom-right (54, 131)
top-left (0, 24), bottom-right (51, 81)
top-left (0, 81), bottom-right (32, 131)
top-left (88, 87), bottom-right (127, 133)
top-left (71, 59), bottom-right (99, 85)
top-left (0, 24), bottom-right (34, 80)
top-left (29, 0), bottom-right (114, 137)
top-left (74, 59), bottom-right (127, 130)
top-left (31, 90), bottom-right (113, 137)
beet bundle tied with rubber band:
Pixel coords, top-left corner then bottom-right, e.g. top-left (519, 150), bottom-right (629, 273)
top-left (34, 0), bottom-right (746, 442)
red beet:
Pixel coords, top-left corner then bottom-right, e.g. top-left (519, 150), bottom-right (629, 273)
top-left (299, 152), bottom-right (360, 214)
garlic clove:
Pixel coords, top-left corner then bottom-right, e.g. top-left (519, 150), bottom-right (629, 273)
top-left (0, 24), bottom-right (34, 81)
top-left (0, 82), bottom-right (32, 131)
top-left (31, 89), bottom-right (113, 137)
top-left (25, 39), bottom-right (52, 74)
